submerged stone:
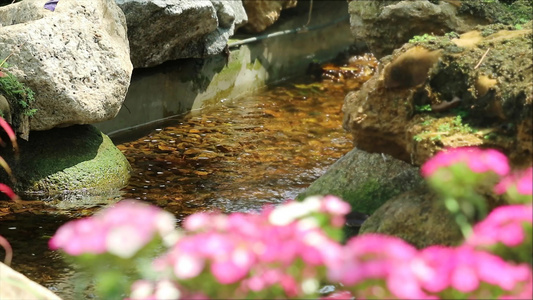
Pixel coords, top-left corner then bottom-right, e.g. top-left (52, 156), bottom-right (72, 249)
top-left (297, 147), bottom-right (425, 216)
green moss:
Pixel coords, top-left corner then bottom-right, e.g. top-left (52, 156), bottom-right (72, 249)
top-left (0, 125), bottom-right (131, 198)
top-left (459, 0), bottom-right (533, 25)
top-left (0, 70), bottom-right (37, 116)
top-left (247, 59), bottom-right (263, 71)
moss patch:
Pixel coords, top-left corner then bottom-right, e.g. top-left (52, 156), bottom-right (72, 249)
top-left (0, 125), bottom-right (131, 199)
top-left (297, 148), bottom-right (425, 215)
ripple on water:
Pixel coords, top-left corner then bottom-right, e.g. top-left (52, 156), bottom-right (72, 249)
top-left (118, 77), bottom-right (355, 217)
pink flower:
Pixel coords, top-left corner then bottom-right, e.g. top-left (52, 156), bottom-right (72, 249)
top-left (451, 265), bottom-right (479, 293)
top-left (128, 279), bottom-right (182, 300)
top-left (417, 245), bottom-right (533, 295)
top-left (495, 167), bottom-right (533, 196)
top-left (327, 234), bottom-right (426, 298)
top-left (421, 147), bottom-right (509, 178)
top-left (321, 195), bottom-right (351, 216)
top-left (49, 217), bottom-right (107, 255)
top-left (416, 246), bottom-right (455, 293)
top-left (173, 253), bottom-right (205, 279)
top-left (183, 212), bottom-right (212, 232)
top-left (49, 200), bottom-right (177, 258)
top-left (320, 290), bottom-right (353, 300)
top-left (211, 246), bottom-right (255, 284)
top-left (466, 204), bottom-right (532, 248)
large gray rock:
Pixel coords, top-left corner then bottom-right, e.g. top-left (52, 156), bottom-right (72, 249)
top-left (116, 0), bottom-right (247, 68)
top-left (0, 262), bottom-right (62, 300)
top-left (204, 0), bottom-right (248, 56)
top-left (359, 186), bottom-right (464, 249)
top-left (0, 0), bottom-right (133, 132)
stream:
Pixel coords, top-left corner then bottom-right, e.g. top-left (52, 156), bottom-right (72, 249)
top-left (0, 54), bottom-right (377, 299)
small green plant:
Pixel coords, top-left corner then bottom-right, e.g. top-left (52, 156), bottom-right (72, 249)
top-left (0, 58), bottom-right (37, 117)
top-left (421, 119), bottom-right (434, 126)
top-left (430, 135), bottom-right (442, 141)
top-left (415, 104), bottom-right (432, 112)
top-left (514, 23), bottom-right (523, 30)
top-left (413, 130), bottom-right (430, 142)
top-left (409, 33), bottom-right (436, 44)
top-left (445, 31), bottom-right (460, 39)
top-left (438, 123), bottom-right (451, 132)
top-left (452, 115), bottom-right (476, 133)
top-left (484, 132), bottom-right (497, 140)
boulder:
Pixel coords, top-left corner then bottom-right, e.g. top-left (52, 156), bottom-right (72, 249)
top-left (347, 0), bottom-right (529, 58)
top-left (359, 186), bottom-right (464, 249)
top-left (206, 0), bottom-right (248, 56)
top-left (116, 0), bottom-right (248, 68)
top-left (342, 23), bottom-right (533, 167)
top-left (297, 147), bottom-right (425, 216)
top-left (0, 125), bottom-right (131, 202)
top-left (0, 262), bottom-right (62, 300)
top-left (241, 0), bottom-right (297, 33)
top-left (0, 0), bottom-right (132, 133)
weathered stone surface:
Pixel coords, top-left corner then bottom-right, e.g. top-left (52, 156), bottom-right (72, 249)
top-left (297, 147), bottom-right (424, 215)
top-left (0, 0), bottom-right (132, 132)
top-left (241, 0), bottom-right (297, 33)
top-left (204, 0), bottom-right (248, 56)
top-left (0, 262), bottom-right (62, 300)
top-left (342, 23), bottom-right (533, 167)
top-left (347, 0), bottom-right (513, 58)
top-left (359, 186), bottom-right (464, 249)
top-left (0, 125), bottom-right (131, 201)
top-left (116, 0), bottom-right (247, 68)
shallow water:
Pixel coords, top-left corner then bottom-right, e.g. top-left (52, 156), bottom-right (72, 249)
top-left (117, 77), bottom-right (355, 220)
top-left (0, 54), bottom-right (377, 298)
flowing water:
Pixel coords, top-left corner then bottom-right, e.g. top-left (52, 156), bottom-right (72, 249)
top-left (0, 54), bottom-right (377, 298)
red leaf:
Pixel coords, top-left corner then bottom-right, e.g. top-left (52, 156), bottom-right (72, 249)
top-left (0, 183), bottom-right (18, 200)
top-left (0, 117), bottom-right (18, 153)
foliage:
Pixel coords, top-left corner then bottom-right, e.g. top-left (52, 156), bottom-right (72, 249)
top-left (415, 104), bottom-right (432, 112)
top-left (0, 117), bottom-right (19, 267)
top-left (409, 33), bottom-right (437, 44)
top-left (0, 69), bottom-right (37, 117)
top-left (414, 114), bottom-right (476, 143)
top-left (459, 0), bottom-right (532, 25)
top-left (49, 149), bottom-right (533, 300)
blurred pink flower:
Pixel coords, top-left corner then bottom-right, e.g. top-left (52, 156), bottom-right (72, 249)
top-left (211, 247), bottom-right (255, 284)
top-left (321, 195), bottom-right (351, 216)
top-left (418, 245), bottom-right (533, 295)
top-left (495, 167), bottom-right (533, 196)
top-left (466, 204), bottom-right (532, 248)
top-left (421, 147), bottom-right (509, 178)
top-left (49, 217), bottom-right (107, 255)
top-left (320, 290), bottom-right (353, 300)
top-left (327, 234), bottom-right (430, 299)
top-left (183, 212), bottom-right (212, 232)
top-left (129, 279), bottom-right (182, 300)
top-left (49, 200), bottom-right (177, 258)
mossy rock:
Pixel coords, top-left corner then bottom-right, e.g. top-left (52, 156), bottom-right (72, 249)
top-left (359, 186), bottom-right (464, 249)
top-left (297, 148), bottom-right (424, 215)
top-left (0, 125), bottom-right (131, 201)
